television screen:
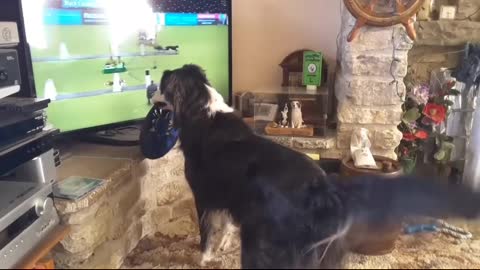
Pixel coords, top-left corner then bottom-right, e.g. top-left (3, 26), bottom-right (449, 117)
top-left (21, 0), bottom-right (231, 132)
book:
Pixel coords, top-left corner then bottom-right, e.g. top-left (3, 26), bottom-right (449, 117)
top-left (53, 176), bottom-right (105, 201)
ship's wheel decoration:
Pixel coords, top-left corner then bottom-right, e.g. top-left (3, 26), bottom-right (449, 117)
top-left (344, 0), bottom-right (425, 42)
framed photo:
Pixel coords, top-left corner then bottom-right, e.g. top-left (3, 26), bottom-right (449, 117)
top-left (254, 103), bottom-right (278, 122)
top-left (439, 5), bottom-right (457, 20)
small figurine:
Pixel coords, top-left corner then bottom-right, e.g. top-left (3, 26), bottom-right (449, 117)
top-left (350, 128), bottom-right (378, 170)
top-left (280, 103), bottom-right (289, 127)
top-left (290, 101), bottom-right (305, 128)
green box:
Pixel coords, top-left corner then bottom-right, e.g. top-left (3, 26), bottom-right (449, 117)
top-left (303, 51), bottom-right (323, 86)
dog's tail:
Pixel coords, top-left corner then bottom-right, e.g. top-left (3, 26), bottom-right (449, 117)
top-left (334, 175), bottom-right (480, 222)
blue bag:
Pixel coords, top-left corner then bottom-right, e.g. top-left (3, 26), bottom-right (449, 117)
top-left (140, 104), bottom-right (179, 159)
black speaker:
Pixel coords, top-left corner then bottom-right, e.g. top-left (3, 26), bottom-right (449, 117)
top-left (0, 0), bottom-right (37, 98)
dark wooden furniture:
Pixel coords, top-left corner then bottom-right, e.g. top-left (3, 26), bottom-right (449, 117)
top-left (279, 49), bottom-right (328, 87)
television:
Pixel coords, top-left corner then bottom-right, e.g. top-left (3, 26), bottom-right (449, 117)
top-left (20, 0), bottom-right (232, 133)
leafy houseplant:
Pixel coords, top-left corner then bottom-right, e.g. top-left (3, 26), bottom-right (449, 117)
top-left (396, 81), bottom-right (459, 174)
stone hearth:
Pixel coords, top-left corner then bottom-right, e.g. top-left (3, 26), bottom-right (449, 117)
top-left (52, 145), bottom-right (198, 269)
top-left (52, 143), bottom-right (480, 269)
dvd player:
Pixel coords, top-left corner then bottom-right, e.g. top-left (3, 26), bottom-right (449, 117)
top-left (0, 181), bottom-right (59, 269)
top-left (0, 111), bottom-right (45, 143)
top-left (0, 97), bottom-right (50, 113)
top-left (0, 129), bottom-right (60, 269)
top-left (0, 97), bottom-right (50, 148)
top-left (0, 128), bottom-right (58, 176)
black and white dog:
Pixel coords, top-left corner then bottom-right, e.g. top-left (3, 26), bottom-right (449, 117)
top-left (157, 64), bottom-right (480, 269)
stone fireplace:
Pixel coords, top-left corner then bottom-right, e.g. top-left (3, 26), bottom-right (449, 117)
top-left (409, 0), bottom-right (480, 83)
top-left (334, 4), bottom-right (413, 160)
top-left (293, 0), bottom-right (480, 160)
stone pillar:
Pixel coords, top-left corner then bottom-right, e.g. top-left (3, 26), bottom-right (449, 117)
top-left (335, 5), bottom-right (414, 160)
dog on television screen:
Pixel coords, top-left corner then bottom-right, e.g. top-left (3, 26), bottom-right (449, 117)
top-left (156, 64), bottom-right (480, 269)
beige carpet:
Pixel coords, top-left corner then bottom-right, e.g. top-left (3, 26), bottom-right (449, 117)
top-left (122, 220), bottom-right (480, 269)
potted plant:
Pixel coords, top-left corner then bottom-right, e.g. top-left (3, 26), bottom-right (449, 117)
top-left (396, 81), bottom-right (459, 174)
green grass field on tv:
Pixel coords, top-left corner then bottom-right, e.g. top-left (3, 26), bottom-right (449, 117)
top-left (27, 7), bottom-right (230, 132)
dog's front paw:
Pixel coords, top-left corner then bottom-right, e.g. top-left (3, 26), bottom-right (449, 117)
top-left (219, 224), bottom-right (238, 252)
top-left (219, 233), bottom-right (234, 252)
top-left (199, 250), bottom-right (214, 267)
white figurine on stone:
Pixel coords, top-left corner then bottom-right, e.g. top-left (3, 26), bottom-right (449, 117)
top-left (280, 103), bottom-right (289, 127)
top-left (290, 101), bottom-right (305, 128)
top-left (350, 128), bottom-right (379, 170)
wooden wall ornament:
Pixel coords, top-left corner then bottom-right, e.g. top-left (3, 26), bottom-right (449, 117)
top-left (279, 49), bottom-right (328, 87)
top-left (344, 0), bottom-right (425, 42)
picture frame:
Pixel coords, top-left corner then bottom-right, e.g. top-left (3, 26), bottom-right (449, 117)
top-left (439, 5), bottom-right (457, 20)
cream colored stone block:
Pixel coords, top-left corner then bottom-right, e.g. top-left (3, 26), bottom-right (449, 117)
top-left (336, 123), bottom-right (402, 152)
top-left (156, 180), bottom-right (190, 206)
top-left (171, 195), bottom-right (197, 221)
top-left (374, 128), bottom-right (403, 151)
top-left (150, 206), bottom-right (173, 225)
top-left (337, 102), bottom-right (403, 125)
top-left (292, 136), bottom-right (336, 150)
top-left (335, 72), bottom-right (406, 106)
top-left (155, 215), bottom-right (198, 237)
top-left (340, 50), bottom-right (409, 78)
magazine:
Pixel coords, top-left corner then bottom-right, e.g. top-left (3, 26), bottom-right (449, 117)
top-left (53, 176), bottom-right (105, 201)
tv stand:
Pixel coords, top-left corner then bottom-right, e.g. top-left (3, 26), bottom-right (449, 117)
top-left (80, 124), bottom-right (141, 146)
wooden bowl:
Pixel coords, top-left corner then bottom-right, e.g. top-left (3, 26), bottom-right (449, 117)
top-left (340, 155), bottom-right (403, 256)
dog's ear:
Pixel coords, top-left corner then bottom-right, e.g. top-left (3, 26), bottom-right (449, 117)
top-left (163, 72), bottom-right (186, 127)
top-left (160, 70), bottom-right (173, 94)
top-left (164, 65), bottom-right (211, 127)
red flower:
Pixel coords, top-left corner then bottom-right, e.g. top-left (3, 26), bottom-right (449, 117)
top-left (423, 103), bottom-right (447, 124)
top-left (446, 80), bottom-right (456, 89)
top-left (414, 130), bottom-right (429, 140)
top-left (403, 132), bottom-right (416, 142)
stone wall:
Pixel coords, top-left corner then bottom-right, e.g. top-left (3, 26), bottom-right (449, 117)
top-left (52, 146), bottom-right (197, 269)
top-left (334, 4), bottom-right (413, 160)
top-left (409, 0), bottom-right (480, 83)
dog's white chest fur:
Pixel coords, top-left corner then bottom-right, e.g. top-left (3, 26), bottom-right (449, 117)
top-left (205, 85), bottom-right (234, 116)
top-left (290, 101), bottom-right (304, 128)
